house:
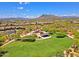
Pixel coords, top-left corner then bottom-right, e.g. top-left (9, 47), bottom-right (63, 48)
top-left (34, 29), bottom-right (51, 39)
top-left (20, 28), bottom-right (51, 39)
top-left (67, 31), bottom-right (74, 39)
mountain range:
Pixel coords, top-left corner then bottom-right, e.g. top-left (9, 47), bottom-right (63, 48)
top-left (0, 14), bottom-right (79, 21)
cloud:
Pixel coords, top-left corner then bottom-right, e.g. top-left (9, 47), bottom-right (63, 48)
top-left (19, 2), bottom-right (23, 4)
top-left (24, 2), bottom-right (30, 4)
top-left (17, 7), bottom-right (24, 10)
top-left (19, 2), bottom-right (30, 5)
top-left (25, 15), bottom-right (39, 18)
top-left (61, 13), bottom-right (79, 16)
top-left (18, 2), bottom-right (30, 10)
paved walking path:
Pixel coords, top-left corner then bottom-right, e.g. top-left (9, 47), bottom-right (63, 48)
top-left (1, 39), bottom-right (15, 47)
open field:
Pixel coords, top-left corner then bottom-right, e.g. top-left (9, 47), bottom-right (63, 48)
top-left (2, 35), bottom-right (73, 57)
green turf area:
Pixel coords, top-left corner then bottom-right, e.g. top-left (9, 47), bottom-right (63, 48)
top-left (2, 36), bottom-right (73, 57)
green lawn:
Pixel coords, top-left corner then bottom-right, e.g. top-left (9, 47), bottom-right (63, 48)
top-left (2, 36), bottom-right (73, 57)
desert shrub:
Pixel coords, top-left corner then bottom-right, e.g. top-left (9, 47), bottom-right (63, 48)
top-left (0, 48), bottom-right (8, 57)
top-left (16, 35), bottom-right (36, 42)
top-left (0, 36), bottom-right (4, 46)
top-left (74, 32), bottom-right (79, 45)
top-left (73, 38), bottom-right (79, 46)
top-left (0, 42), bottom-right (3, 46)
top-left (44, 30), bottom-right (54, 35)
top-left (74, 32), bottom-right (79, 38)
top-left (43, 28), bottom-right (57, 35)
top-left (55, 51), bottom-right (64, 57)
top-left (0, 36), bottom-right (4, 42)
top-left (48, 28), bottom-right (62, 35)
top-left (56, 32), bottom-right (66, 38)
top-left (49, 32), bottom-right (53, 35)
top-left (10, 34), bottom-right (21, 39)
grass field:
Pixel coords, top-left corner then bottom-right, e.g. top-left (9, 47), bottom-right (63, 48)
top-left (2, 35), bottom-right (73, 57)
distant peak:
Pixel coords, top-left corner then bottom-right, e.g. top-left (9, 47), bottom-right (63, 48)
top-left (40, 14), bottom-right (56, 17)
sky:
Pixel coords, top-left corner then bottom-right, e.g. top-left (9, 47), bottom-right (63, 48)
top-left (0, 2), bottom-right (79, 18)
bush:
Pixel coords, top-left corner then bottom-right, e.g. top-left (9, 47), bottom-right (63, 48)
top-left (15, 38), bottom-right (21, 41)
top-left (0, 36), bottom-right (4, 46)
top-left (16, 35), bottom-right (36, 42)
top-left (0, 42), bottom-right (3, 46)
top-left (16, 38), bottom-right (35, 42)
top-left (49, 32), bottom-right (53, 35)
top-left (0, 48), bottom-right (8, 57)
top-left (25, 34), bottom-right (37, 39)
top-left (0, 36), bottom-right (4, 42)
top-left (21, 38), bottom-right (35, 42)
top-left (21, 35), bottom-right (36, 42)
top-left (73, 38), bottom-right (79, 46)
top-left (10, 34), bottom-right (21, 39)
top-left (74, 32), bottom-right (79, 39)
top-left (73, 32), bottom-right (79, 45)
top-left (56, 32), bottom-right (66, 38)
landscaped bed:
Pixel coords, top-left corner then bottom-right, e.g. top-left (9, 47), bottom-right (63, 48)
top-left (1, 35), bottom-right (73, 57)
